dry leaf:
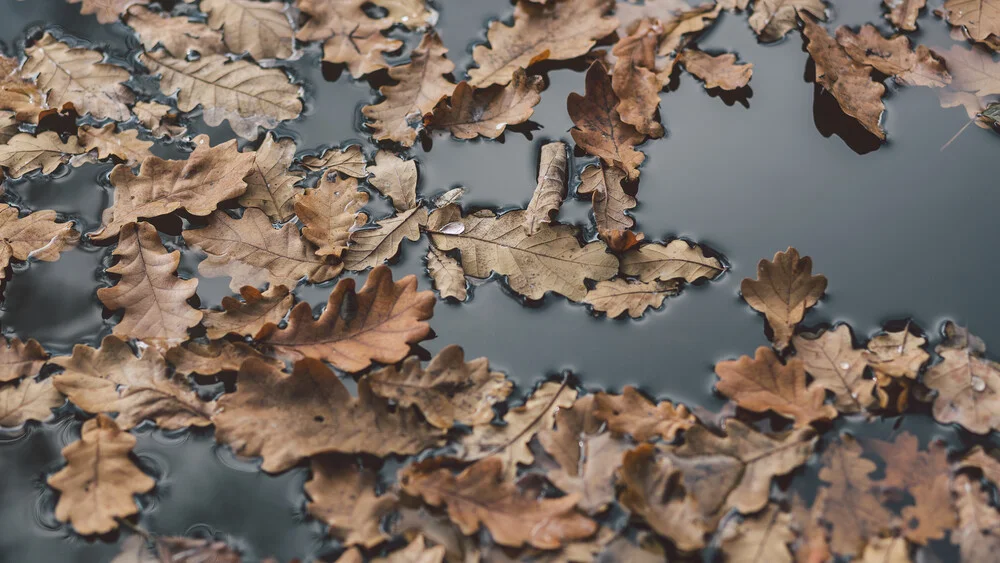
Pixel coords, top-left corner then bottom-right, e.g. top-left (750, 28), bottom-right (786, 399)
top-left (0, 336), bottom-right (47, 383)
top-left (592, 385), bottom-right (694, 441)
top-left (458, 380), bottom-right (576, 479)
top-left (884, 0), bottom-right (925, 31)
top-left (715, 347), bottom-right (837, 427)
top-left (427, 69), bottom-right (543, 140)
top-left (342, 206), bottom-right (427, 271)
top-left (860, 536), bottom-right (911, 563)
top-left (680, 50), bottom-right (753, 90)
top-left (67, 0), bottom-right (148, 23)
top-left (0, 204), bottom-right (78, 278)
top-left (300, 145), bottom-right (367, 177)
top-left (468, 0), bottom-right (616, 88)
top-left (295, 0), bottom-right (401, 78)
top-left (0, 54), bottom-right (47, 123)
top-left (47, 414), bottom-right (155, 535)
top-left (375, 535), bottom-right (446, 563)
top-left (112, 535), bottom-right (242, 563)
top-left (944, 0), bottom-right (1000, 42)
top-left (92, 136), bottom-right (255, 241)
top-left (124, 6), bottom-right (226, 57)
top-left (362, 33), bottom-right (454, 146)
top-left (184, 208), bottom-right (341, 292)
top-left (615, 0), bottom-right (694, 35)
top-left (393, 506), bottom-right (482, 563)
top-left (923, 322), bottom-right (1000, 434)
top-left (97, 222), bottom-right (202, 347)
top-left (864, 322), bottom-right (929, 379)
top-left (143, 51), bottom-right (302, 139)
top-left (803, 18), bottom-right (886, 140)
top-left (569, 62), bottom-right (645, 181)
top-left (375, 0), bottom-right (437, 29)
top-left (24, 33), bottom-right (133, 121)
top-left (202, 0), bottom-right (295, 60)
top-left (426, 245), bottom-right (467, 301)
top-left (240, 133), bottom-right (304, 222)
top-left (306, 456), bottom-right (396, 548)
top-left (538, 395), bottom-right (630, 514)
top-left (620, 239), bottom-right (724, 283)
top-left (368, 150), bottom-right (418, 212)
top-left (611, 18), bottom-right (664, 138)
top-left (0, 377), bottom-right (63, 427)
top-left (577, 163), bottom-right (635, 235)
top-left (789, 493), bottom-right (832, 563)
top-left (835, 25), bottom-right (949, 88)
top-left (258, 266), bottom-right (435, 372)
top-left (958, 446), bottom-right (1000, 486)
top-left (583, 278), bottom-right (679, 318)
top-left (792, 325), bottom-right (876, 413)
top-left (213, 357), bottom-right (445, 472)
top-left (941, 44), bottom-right (1000, 100)
top-left (653, 4), bottom-right (725, 77)
top-left (75, 124), bottom-right (154, 168)
top-left (952, 473), bottom-right (1000, 562)
top-left (132, 101), bottom-right (186, 139)
top-left (165, 340), bottom-right (282, 376)
top-left (295, 175), bottom-right (369, 258)
top-left (366, 344), bottom-right (511, 429)
top-left (750, 0), bottom-right (827, 42)
top-left (740, 247), bottom-right (827, 351)
top-left (0, 131), bottom-right (84, 178)
top-left (429, 209), bottom-right (618, 301)
top-left (719, 506), bottom-right (795, 563)
top-left (52, 335), bottom-right (214, 430)
top-left (524, 141), bottom-right (568, 235)
top-left (203, 285), bottom-right (293, 339)
top-left (399, 457), bottom-right (598, 549)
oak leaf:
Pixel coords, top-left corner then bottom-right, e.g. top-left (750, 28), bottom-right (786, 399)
top-left (74, 124), bottom-right (154, 168)
top-left (944, 0), bottom-right (1000, 42)
top-left (375, 536), bottom-right (446, 563)
top-left (860, 537), bottom-right (911, 563)
top-left (201, 0), bottom-right (295, 60)
top-left (24, 33), bottom-right (133, 121)
top-left (0, 204), bottom-right (78, 278)
top-left (719, 506), bottom-right (795, 563)
top-left (428, 209), bottom-right (618, 301)
top-left (132, 101), bottom-right (186, 139)
top-left (792, 325), bottom-right (876, 413)
top-left (183, 208), bottom-right (341, 292)
top-left (368, 150), bottom-right (418, 212)
top-left (0, 132), bottom-right (84, 178)
top-left (365, 344), bottom-right (511, 429)
top-left (740, 247), bottom-right (826, 351)
top-left (715, 347), bottom-right (837, 427)
top-left (305, 456), bottom-right (396, 548)
top-left (958, 446), bottom-right (1000, 487)
top-left (577, 163), bottom-right (635, 236)
top-left (240, 133), bottom-right (304, 222)
top-left (864, 322), bottom-right (929, 379)
top-left (203, 285), bottom-right (293, 339)
top-left (941, 45), bottom-right (1000, 98)
top-left (884, 0), bottom-right (925, 31)
top-left (614, 0), bottom-right (692, 39)
top-left (620, 239), bottom-right (724, 283)
top-left (749, 0), bottom-right (828, 42)
top-left (97, 222), bottom-right (202, 347)
top-left (52, 335), bottom-right (214, 430)
top-left (952, 473), bottom-right (1000, 562)
top-left (375, 0), bottom-right (437, 29)
top-left (399, 457), bottom-right (598, 549)
top-left (427, 69), bottom-right (543, 140)
top-left (295, 175), bottom-right (369, 258)
top-left (47, 414), bottom-right (155, 535)
top-left (68, 0), bottom-right (147, 24)
top-left (651, 4), bottom-right (725, 80)
top-left (680, 50), bottom-right (753, 90)
top-left (611, 19), bottom-right (664, 138)
top-left (0, 336), bottom-right (47, 383)
top-left (112, 535), bottom-right (242, 563)
top-left (0, 377), bottom-right (63, 427)
top-left (0, 54), bottom-right (47, 123)
top-left (923, 322), bottom-right (1000, 434)
top-left (789, 493), bottom-right (832, 563)
top-left (300, 145), bottom-right (367, 177)
top-left (835, 25), bottom-right (949, 88)
top-left (592, 385), bottom-right (694, 441)
top-left (468, 0), bottom-right (617, 88)
top-left (524, 141), bottom-right (568, 235)
top-left (426, 245), bottom-right (467, 301)
top-left (164, 340), bottom-right (282, 376)
top-left (213, 357), bottom-right (445, 472)
top-left (583, 279), bottom-right (679, 318)
top-left (342, 207), bottom-right (427, 271)
top-left (569, 62), bottom-right (645, 181)
top-left (124, 6), bottom-right (226, 57)
top-left (143, 51), bottom-right (302, 139)
top-left (295, 0), bottom-right (401, 78)
top-left (258, 266), bottom-right (435, 372)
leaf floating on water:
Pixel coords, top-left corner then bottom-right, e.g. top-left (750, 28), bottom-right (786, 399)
top-left (569, 62), bottom-right (646, 181)
top-left (299, 145), bottom-right (367, 177)
top-left (240, 133), bottom-right (304, 223)
top-left (524, 141), bottom-right (568, 235)
top-left (740, 247), bottom-right (826, 351)
top-left (132, 101), bottom-right (186, 139)
top-left (0, 377), bottom-right (63, 428)
top-left (0, 204), bottom-right (78, 279)
top-left (835, 25), bottom-right (949, 88)
top-left (74, 123), bottom-right (154, 168)
top-left (943, 0), bottom-right (1000, 42)
top-left (124, 6), bottom-right (226, 57)
top-left (201, 0), bottom-right (296, 61)
top-left (375, 0), bottom-right (438, 30)
top-left (0, 54), bottom-right (47, 123)
top-left (112, 535), bottom-right (243, 563)
top-left (296, 0), bottom-right (401, 78)
top-left (620, 239), bottom-right (724, 284)
top-left (426, 68), bottom-right (544, 140)
top-left (0, 131), bottom-right (84, 178)
top-left (342, 206), bottom-right (427, 271)
top-left (305, 456), bottom-right (397, 548)
top-left (577, 163), bottom-right (635, 236)
top-left (165, 340), bottom-right (281, 376)
top-left (592, 386), bottom-right (694, 441)
top-left (749, 0), bottom-right (828, 42)
top-left (611, 19), bottom-right (664, 138)
top-left (719, 505), bottom-right (795, 563)
top-left (0, 336), bottom-right (47, 383)
top-left (425, 245), bottom-right (467, 301)
top-left (374, 535), bottom-right (447, 563)
top-left (923, 322), bottom-right (1000, 434)
top-left (864, 322), bottom-right (929, 380)
top-left (203, 285), bottom-right (293, 340)
top-left (680, 49), bottom-right (753, 90)
top-left (368, 150), bottom-right (418, 212)
top-left (792, 325), bottom-right (876, 413)
top-left (68, 0), bottom-right (148, 24)
top-left (295, 175), bottom-right (370, 258)
top-left (583, 278), bottom-right (679, 318)
top-left (884, 0), bottom-right (925, 32)
top-left (952, 473), bottom-right (1000, 562)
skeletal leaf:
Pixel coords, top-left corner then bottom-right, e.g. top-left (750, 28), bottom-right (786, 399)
top-left (681, 50), bottom-right (753, 90)
top-left (132, 101), bottom-right (186, 139)
top-left (944, 0), bottom-right (1000, 42)
top-left (0, 132), bottom-right (84, 178)
top-left (240, 133), bottom-right (304, 222)
top-left (792, 325), bottom-right (876, 413)
top-left (164, 340), bottom-right (281, 376)
top-left (203, 285), bottom-right (293, 339)
top-left (715, 347), bottom-right (837, 427)
top-left (884, 0), bottom-right (925, 31)
top-left (295, 0), bottom-right (401, 78)
top-left (467, 0), bottom-right (617, 88)
top-left (459, 381), bottom-right (576, 479)
top-left (366, 344), bottom-right (511, 429)
top-left (0, 377), bottom-right (63, 427)
top-left (592, 386), bottom-right (694, 441)
top-left (836, 25), bottom-right (949, 88)
top-left (620, 239), bottom-right (724, 283)
top-left (864, 323), bottom-right (929, 379)
top-left (952, 473), bottom-right (1000, 562)
top-left (426, 245), bottom-right (467, 301)
top-left (569, 62), bottom-right (645, 181)
top-left (300, 145), bottom-right (367, 177)
top-left (524, 141), bottom-right (568, 235)
top-left (426, 69), bottom-right (543, 140)
top-left (124, 6), bottom-right (226, 57)
top-left (52, 335), bottom-right (214, 430)
top-left (98, 222), bottom-right (202, 347)
top-left (258, 266), bottom-right (435, 372)
top-left (368, 150), bottom-right (418, 212)
top-left (68, 0), bottom-right (148, 23)
top-left (611, 18), bottom-right (664, 138)
top-left (342, 207), bottom-right (427, 271)
top-left (923, 322), bottom-right (1000, 434)
top-left (0, 336), bottom-right (47, 383)
top-left (583, 279), bottom-right (679, 318)
top-left (429, 209), bottom-right (618, 301)
top-left (75, 123), bottom-right (154, 168)
top-left (213, 358), bottom-right (445, 472)
top-left (184, 208), bottom-right (341, 292)
top-left (740, 247), bottom-right (826, 351)
top-left (143, 50), bottom-right (302, 139)
top-left (306, 456), bottom-right (396, 548)
top-left (399, 457), bottom-right (598, 549)
top-left (202, 0), bottom-right (295, 60)
top-left (749, 0), bottom-right (828, 42)
top-left (719, 506), bottom-right (795, 563)
top-left (295, 175), bottom-right (370, 258)
top-left (24, 33), bottom-right (133, 121)
top-left (577, 163), bottom-right (635, 236)
top-left (0, 204), bottom-right (78, 278)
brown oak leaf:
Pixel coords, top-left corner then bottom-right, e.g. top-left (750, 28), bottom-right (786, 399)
top-left (0, 55), bottom-right (47, 123)
top-left (719, 505), bottom-right (795, 563)
top-left (680, 49), bottom-right (753, 90)
top-left (952, 473), bottom-right (1000, 562)
top-left (620, 239), bottom-right (724, 283)
top-left (0, 336), bottom-right (47, 383)
top-left (295, 0), bottom-right (401, 78)
top-left (164, 340), bottom-right (282, 376)
top-left (789, 493), bottom-right (832, 563)
top-left (610, 18), bottom-right (664, 138)
top-left (0, 377), bottom-right (63, 427)
top-left (577, 163), bottom-right (634, 237)
top-left (741, 247), bottom-right (827, 351)
top-left (524, 141), bottom-right (569, 235)
top-left (74, 123), bottom-right (154, 168)
top-left (300, 145), bottom-right (367, 177)
top-left (884, 0), bottom-right (925, 31)
top-left (368, 150), bottom-right (418, 212)
top-left (944, 0), bottom-right (1000, 42)
top-left (0, 132), bottom-right (84, 178)
top-left (426, 69), bottom-right (544, 140)
top-left (305, 456), bottom-right (396, 548)
top-left (68, 0), bottom-right (148, 24)
top-left (864, 322), bottom-right (929, 410)
top-left (201, 0), bottom-right (295, 60)
top-left (132, 101), bottom-right (186, 139)
top-left (342, 207), bottom-right (427, 271)
top-left (240, 133), bottom-right (304, 222)
top-left (124, 6), bottom-right (226, 57)
top-left (112, 535), bottom-right (242, 563)
top-left (750, 0), bottom-right (828, 42)
top-left (592, 385), bottom-right (694, 441)
top-left (792, 325), bottom-right (876, 413)
top-left (835, 25), bottom-right (949, 88)
top-left (203, 285), bottom-right (293, 339)
top-left (375, 535), bottom-right (446, 563)
top-left (295, 175), bottom-right (369, 258)
top-left (583, 278), bottom-right (680, 318)
top-left (0, 204), bottom-right (78, 279)
top-left (923, 322), bottom-right (1000, 434)
top-left (426, 245), bottom-right (467, 301)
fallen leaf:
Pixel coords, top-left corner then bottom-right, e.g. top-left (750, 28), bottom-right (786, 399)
top-left (524, 141), bottom-right (569, 235)
top-left (614, 0), bottom-right (693, 38)
top-left (112, 535), bottom-right (242, 563)
top-left (124, 6), bottom-right (226, 57)
top-left (362, 32), bottom-right (455, 146)
top-left (0, 131), bottom-right (84, 178)
top-left (958, 446), bottom-right (1000, 486)
top-left (864, 322), bottom-right (929, 379)
top-left (620, 239), bottom-right (724, 283)
top-left (835, 25), bottom-right (949, 88)
top-left (653, 4), bottom-right (725, 78)
top-left (740, 247), bottom-right (827, 351)
top-left (458, 380), bottom-right (576, 479)
top-left (860, 536), bottom-right (911, 563)
top-left (92, 136), bottom-right (255, 241)
top-left (426, 245), bottom-right (467, 301)
top-left (0, 336), bottom-right (47, 383)
top-left (583, 278), bottom-right (679, 318)
top-left (335, 548), bottom-right (364, 563)
top-left (426, 69), bottom-right (543, 140)
top-left (0, 203), bottom-right (78, 278)
top-left (295, 175), bottom-right (369, 258)
top-left (300, 145), bottom-right (367, 177)
top-left (393, 506), bottom-right (482, 563)
top-left (203, 285), bottom-right (293, 339)
top-left (47, 414), bottom-right (155, 535)
top-left (750, 0), bottom-right (828, 42)
top-left (368, 150), bottom-right (418, 212)
top-left (202, 0), bottom-right (295, 60)
top-left (258, 266), bottom-right (435, 372)
top-left (680, 49), bottom-right (753, 90)
top-left (305, 456), bottom-right (396, 548)
top-left (52, 335), bottom-right (214, 430)
top-left (97, 222), bottom-right (202, 347)
top-left (366, 344), bottom-right (511, 429)
top-left (399, 457), bottom-right (598, 549)
top-left (375, 535), bottom-right (446, 563)
top-left (606, 229), bottom-right (644, 256)
top-left (597, 532), bottom-right (667, 563)
top-left (715, 347), bottom-right (837, 427)
top-left (428, 209), bottom-right (618, 301)
top-left (789, 493), bottom-right (832, 563)
top-left (592, 385), bottom-right (694, 441)
top-left (240, 133), bottom-right (304, 222)
top-left (944, 0), bottom-right (1000, 42)
top-left (342, 207), bottom-right (427, 271)
top-left (923, 322), bottom-right (1000, 434)
top-left (569, 62), bottom-right (646, 181)
top-left (132, 101), bottom-right (186, 139)
top-left (165, 340), bottom-right (282, 376)
top-left (24, 33), bottom-right (133, 120)
top-left (143, 51), bottom-right (303, 139)
top-left (952, 473), bottom-right (1000, 562)
top-left (375, 0), bottom-right (437, 29)
top-left (538, 395), bottom-right (630, 514)
top-left (213, 357), bottom-right (445, 472)
top-left (467, 0), bottom-right (617, 88)
top-left (611, 18), bottom-right (664, 138)
top-left (803, 18), bottom-right (886, 140)
top-left (0, 56), bottom-right (47, 123)
top-left (941, 44), bottom-right (1000, 99)
top-left (184, 208), bottom-right (341, 292)
top-left (295, 0), bottom-right (401, 78)
top-left (577, 163), bottom-right (635, 236)
top-left (792, 325), bottom-right (876, 413)
top-left (74, 123), bottom-right (154, 168)
top-left (719, 506), bottom-right (795, 563)
top-left (884, 0), bottom-right (925, 31)
top-left (0, 377), bottom-right (62, 427)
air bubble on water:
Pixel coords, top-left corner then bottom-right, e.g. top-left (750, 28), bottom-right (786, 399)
top-left (840, 361), bottom-right (852, 370)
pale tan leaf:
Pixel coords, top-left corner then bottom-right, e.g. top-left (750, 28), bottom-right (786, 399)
top-left (68, 0), bottom-right (148, 23)
top-left (0, 336), bottom-right (47, 383)
top-left (681, 49), bottom-right (753, 90)
top-left (0, 377), bottom-right (63, 427)
top-left (749, 0), bottom-right (828, 42)
top-left (524, 141), bottom-right (568, 235)
top-left (864, 323), bottom-right (929, 379)
top-left (940, 45), bottom-right (1000, 97)
top-left (165, 340), bottom-right (282, 376)
top-left (0, 204), bottom-right (77, 278)
top-left (426, 245), bottom-right (467, 301)
top-left (132, 101), bottom-right (186, 139)
top-left (296, 0), bottom-right (401, 78)
top-left (740, 247), bottom-right (826, 351)
top-left (792, 325), bottom-right (876, 413)
top-left (583, 279), bottom-right (678, 318)
top-left (295, 175), bottom-right (369, 258)
top-left (0, 54), bottom-right (48, 123)
top-left (884, 0), bottom-right (925, 32)
top-left (923, 322), bottom-right (1000, 434)
top-left (373, 0), bottom-right (437, 29)
top-left (375, 536), bottom-right (446, 563)
top-left (299, 145), bottom-right (367, 177)
top-left (124, 6), bottom-right (226, 57)
top-left (836, 25), bottom-right (949, 89)
top-left (944, 0), bottom-right (1000, 41)
top-left (368, 150), bottom-right (418, 212)
top-left (202, 0), bottom-right (294, 60)
top-left (306, 456), bottom-right (396, 548)
top-left (425, 69), bottom-right (543, 140)
top-left (240, 133), bottom-right (304, 222)
top-left (0, 131), bottom-right (83, 178)
top-left (0, 112), bottom-right (18, 145)
top-left (342, 207), bottom-right (427, 271)
top-left (203, 284), bottom-right (293, 339)
top-left (577, 163), bottom-right (635, 235)
top-left (75, 123), bottom-right (154, 167)
top-left (719, 506), bottom-right (795, 563)
top-left (620, 239), bottom-right (723, 283)
top-left (952, 473), bottom-right (1000, 562)
top-left (569, 62), bottom-right (645, 181)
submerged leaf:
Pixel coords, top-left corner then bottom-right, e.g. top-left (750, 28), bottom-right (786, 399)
top-left (306, 456), bottom-right (396, 548)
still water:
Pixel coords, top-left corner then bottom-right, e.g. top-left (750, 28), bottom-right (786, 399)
top-left (1, 0), bottom-right (998, 561)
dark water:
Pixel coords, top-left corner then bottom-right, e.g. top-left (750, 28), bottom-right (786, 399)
top-left (1, 0), bottom-right (999, 561)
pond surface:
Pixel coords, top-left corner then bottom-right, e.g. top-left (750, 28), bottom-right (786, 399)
top-left (1, 0), bottom-right (999, 561)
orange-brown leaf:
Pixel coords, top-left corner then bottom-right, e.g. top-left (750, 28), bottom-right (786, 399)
top-left (593, 385), bottom-right (694, 441)
top-left (295, 175), bottom-right (369, 257)
top-left (164, 340), bottom-right (282, 376)
top-left (296, 0), bottom-right (400, 78)
top-left (681, 49), bottom-right (753, 90)
top-left (203, 285), bottom-right (293, 339)
top-left (0, 335), bottom-right (47, 383)
top-left (306, 456), bottom-right (397, 548)
top-left (0, 376), bottom-right (63, 427)
top-left (426, 69), bottom-right (543, 140)
top-left (835, 25), bottom-right (949, 88)
top-left (740, 247), bottom-right (827, 351)
top-left (884, 0), bottom-right (925, 32)
top-left (923, 322), bottom-right (1000, 434)
top-left (611, 19), bottom-right (664, 138)
top-left (569, 62), bottom-right (645, 180)
top-left (792, 325), bottom-right (876, 413)
top-left (576, 163), bottom-right (635, 235)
